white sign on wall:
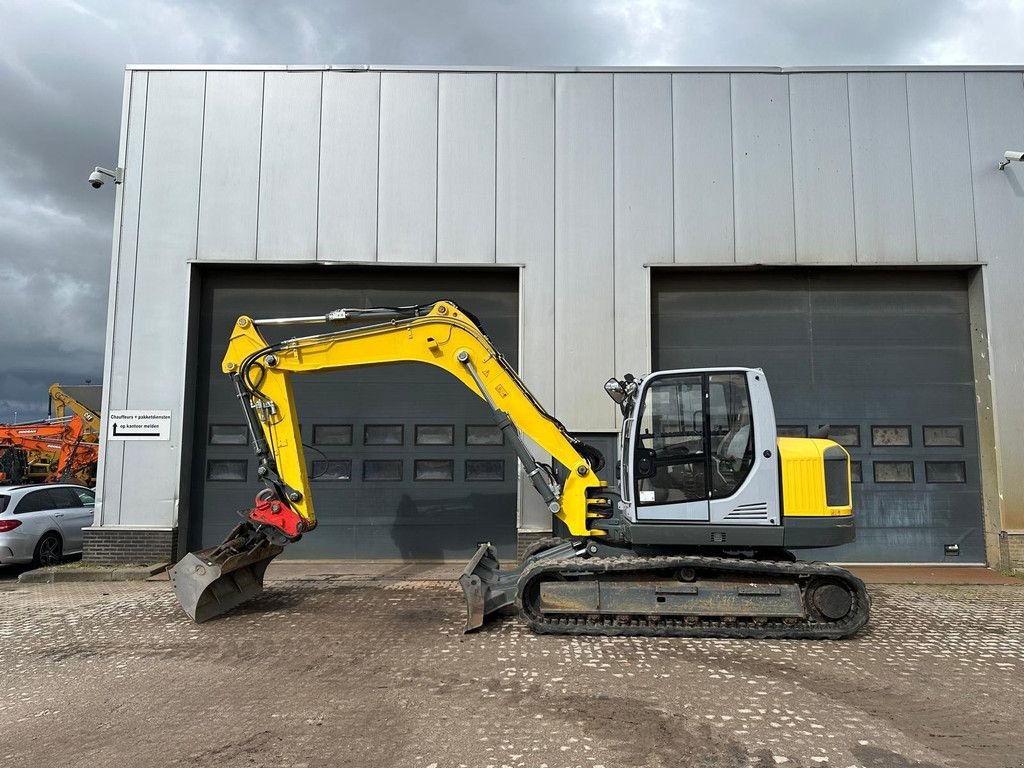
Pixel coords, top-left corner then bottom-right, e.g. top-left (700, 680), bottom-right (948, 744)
top-left (108, 410), bottom-right (172, 441)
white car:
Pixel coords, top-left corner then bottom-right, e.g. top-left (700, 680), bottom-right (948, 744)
top-left (0, 484), bottom-right (95, 566)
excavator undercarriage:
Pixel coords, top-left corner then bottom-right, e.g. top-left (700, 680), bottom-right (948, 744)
top-left (461, 541), bottom-right (869, 639)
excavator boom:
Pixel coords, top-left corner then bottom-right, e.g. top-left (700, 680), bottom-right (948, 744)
top-left (171, 301), bottom-right (605, 622)
top-left (48, 384), bottom-right (101, 442)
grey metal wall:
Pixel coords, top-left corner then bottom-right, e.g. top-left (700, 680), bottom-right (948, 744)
top-left (98, 66), bottom-right (1024, 544)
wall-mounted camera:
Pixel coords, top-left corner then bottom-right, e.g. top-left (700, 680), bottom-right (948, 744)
top-left (88, 166), bottom-right (123, 189)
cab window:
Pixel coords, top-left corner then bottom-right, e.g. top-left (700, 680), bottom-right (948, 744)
top-left (636, 374), bottom-right (706, 505)
top-left (708, 373), bottom-right (754, 498)
top-left (635, 372), bottom-right (755, 506)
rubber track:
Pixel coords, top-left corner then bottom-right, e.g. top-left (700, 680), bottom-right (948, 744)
top-left (515, 555), bottom-right (870, 640)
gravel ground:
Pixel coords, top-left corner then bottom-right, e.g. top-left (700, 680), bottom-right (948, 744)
top-left (0, 576), bottom-right (1021, 768)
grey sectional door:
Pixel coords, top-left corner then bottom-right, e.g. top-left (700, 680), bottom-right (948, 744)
top-left (652, 269), bottom-right (983, 563)
top-left (189, 266), bottom-right (519, 561)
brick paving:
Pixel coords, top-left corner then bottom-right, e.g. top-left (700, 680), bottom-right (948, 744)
top-left (0, 575), bottom-right (1021, 767)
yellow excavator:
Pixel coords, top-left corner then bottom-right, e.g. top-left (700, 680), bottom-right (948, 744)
top-left (171, 300), bottom-right (869, 638)
top-left (48, 383), bottom-right (102, 443)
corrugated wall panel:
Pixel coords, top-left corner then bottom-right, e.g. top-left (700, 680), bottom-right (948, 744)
top-left (197, 72), bottom-right (263, 262)
top-left (614, 73), bottom-right (673, 385)
top-left (438, 73), bottom-right (496, 263)
top-left (97, 71), bottom-right (147, 525)
top-left (966, 72), bottom-right (1024, 528)
top-left (120, 71), bottom-right (205, 527)
top-left (672, 73), bottom-right (734, 263)
top-left (848, 73), bottom-right (917, 263)
top-left (496, 73), bottom-right (555, 531)
top-left (554, 74), bottom-right (616, 430)
top-left (907, 73), bottom-right (978, 262)
top-left (378, 72), bottom-right (438, 262)
top-left (731, 74), bottom-right (796, 264)
top-left (790, 74), bottom-right (856, 264)
top-left (318, 72), bottom-right (380, 262)
top-left (496, 74), bottom-right (554, 402)
top-left (256, 72), bottom-right (322, 261)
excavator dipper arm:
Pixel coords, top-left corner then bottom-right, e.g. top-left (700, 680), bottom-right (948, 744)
top-left (171, 301), bottom-right (604, 623)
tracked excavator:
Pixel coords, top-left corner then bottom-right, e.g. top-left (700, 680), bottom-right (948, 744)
top-left (171, 300), bottom-right (869, 638)
top-left (0, 416), bottom-right (98, 486)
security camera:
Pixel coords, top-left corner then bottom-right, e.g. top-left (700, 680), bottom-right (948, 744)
top-left (998, 151), bottom-right (1024, 170)
top-left (88, 165), bottom-right (123, 188)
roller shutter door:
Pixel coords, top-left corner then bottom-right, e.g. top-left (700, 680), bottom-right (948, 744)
top-left (188, 266), bottom-right (518, 561)
top-left (652, 269), bottom-right (983, 563)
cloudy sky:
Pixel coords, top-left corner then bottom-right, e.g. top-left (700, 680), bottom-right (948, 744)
top-left (3, 0), bottom-right (1024, 421)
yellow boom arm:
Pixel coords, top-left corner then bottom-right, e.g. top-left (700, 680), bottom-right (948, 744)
top-left (221, 300), bottom-right (605, 538)
top-left (48, 384), bottom-right (101, 442)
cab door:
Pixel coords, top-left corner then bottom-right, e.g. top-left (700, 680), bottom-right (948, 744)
top-left (631, 373), bottom-right (710, 522)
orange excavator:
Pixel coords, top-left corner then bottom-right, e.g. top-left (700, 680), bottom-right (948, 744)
top-left (0, 416), bottom-right (98, 487)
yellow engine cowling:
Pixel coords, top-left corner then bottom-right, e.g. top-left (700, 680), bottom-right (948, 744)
top-left (777, 437), bottom-right (852, 518)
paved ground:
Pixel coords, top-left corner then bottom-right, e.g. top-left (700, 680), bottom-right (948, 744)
top-left (1, 571), bottom-right (1022, 768)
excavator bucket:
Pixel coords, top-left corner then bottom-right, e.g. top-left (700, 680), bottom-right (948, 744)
top-left (171, 523), bottom-right (284, 623)
top-left (459, 543), bottom-right (522, 632)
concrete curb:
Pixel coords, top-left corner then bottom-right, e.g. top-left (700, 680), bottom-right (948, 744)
top-left (18, 562), bottom-right (169, 584)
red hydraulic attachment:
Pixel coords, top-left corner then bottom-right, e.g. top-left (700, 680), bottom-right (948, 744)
top-left (247, 489), bottom-right (306, 539)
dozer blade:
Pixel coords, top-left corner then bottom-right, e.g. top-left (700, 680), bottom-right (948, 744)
top-left (459, 543), bottom-right (521, 632)
top-left (458, 540), bottom-right (581, 632)
top-left (171, 523), bottom-right (284, 623)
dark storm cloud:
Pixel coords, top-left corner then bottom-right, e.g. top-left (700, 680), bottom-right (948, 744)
top-left (0, 0), bottom-right (1016, 420)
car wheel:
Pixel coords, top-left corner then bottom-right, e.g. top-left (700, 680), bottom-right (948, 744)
top-left (34, 533), bottom-right (63, 567)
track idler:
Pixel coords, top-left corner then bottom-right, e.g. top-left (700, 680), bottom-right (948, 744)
top-left (170, 521), bottom-right (284, 623)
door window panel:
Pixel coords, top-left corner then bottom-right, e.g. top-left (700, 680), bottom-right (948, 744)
top-left (48, 487), bottom-right (83, 508)
top-left (466, 425), bottom-right (503, 445)
top-left (364, 425), bottom-right (403, 445)
top-left (209, 424), bottom-right (248, 445)
top-left (708, 373), bottom-right (754, 499)
top-left (636, 374), bottom-right (705, 505)
top-left (311, 460), bottom-right (352, 481)
top-left (415, 425), bottom-right (454, 446)
top-left (828, 426), bottom-right (861, 447)
top-left (207, 460), bottom-right (248, 481)
top-left (313, 425), bottom-right (353, 446)
top-left (923, 425), bottom-right (964, 447)
top-left (14, 490), bottom-right (56, 514)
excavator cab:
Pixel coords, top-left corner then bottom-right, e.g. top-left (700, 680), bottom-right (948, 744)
top-left (619, 369), bottom-right (778, 526)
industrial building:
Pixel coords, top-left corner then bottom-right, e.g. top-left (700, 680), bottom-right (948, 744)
top-left (87, 65), bottom-right (1024, 569)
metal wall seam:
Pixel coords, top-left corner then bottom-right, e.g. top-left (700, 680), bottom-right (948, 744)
top-left (95, 70), bottom-right (135, 526)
